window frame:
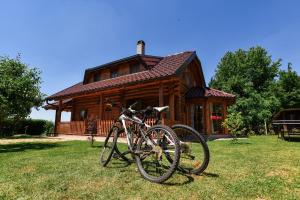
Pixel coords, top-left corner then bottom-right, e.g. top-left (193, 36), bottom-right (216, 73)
top-left (130, 64), bottom-right (140, 74)
top-left (93, 73), bottom-right (101, 82)
top-left (110, 69), bottom-right (118, 78)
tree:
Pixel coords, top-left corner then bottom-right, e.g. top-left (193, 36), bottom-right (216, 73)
top-left (209, 47), bottom-right (281, 133)
top-left (276, 64), bottom-right (300, 108)
top-left (0, 55), bottom-right (44, 126)
top-left (222, 111), bottom-right (246, 142)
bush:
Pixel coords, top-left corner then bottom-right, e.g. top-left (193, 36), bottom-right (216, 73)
top-left (0, 119), bottom-right (15, 137)
top-left (0, 119), bottom-right (54, 137)
top-left (222, 112), bottom-right (246, 142)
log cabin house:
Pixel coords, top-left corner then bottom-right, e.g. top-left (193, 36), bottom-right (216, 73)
top-left (45, 41), bottom-right (235, 136)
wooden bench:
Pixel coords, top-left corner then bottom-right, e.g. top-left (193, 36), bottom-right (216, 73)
top-left (272, 120), bottom-right (300, 141)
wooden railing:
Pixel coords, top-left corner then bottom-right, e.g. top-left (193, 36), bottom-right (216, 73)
top-left (97, 120), bottom-right (114, 136)
top-left (57, 121), bottom-right (86, 135)
top-left (57, 118), bottom-right (158, 137)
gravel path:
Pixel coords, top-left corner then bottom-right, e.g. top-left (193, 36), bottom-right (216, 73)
top-left (0, 134), bottom-right (127, 144)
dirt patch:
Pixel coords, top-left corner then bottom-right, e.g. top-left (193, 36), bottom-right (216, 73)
top-left (0, 138), bottom-right (64, 145)
top-left (266, 167), bottom-right (298, 179)
top-left (255, 197), bottom-right (271, 200)
top-left (0, 134), bottom-right (127, 145)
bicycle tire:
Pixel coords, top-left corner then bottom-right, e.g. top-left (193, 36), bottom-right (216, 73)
top-left (135, 125), bottom-right (181, 183)
top-left (172, 124), bottom-right (210, 174)
top-left (114, 128), bottom-right (134, 162)
top-left (99, 126), bottom-right (119, 167)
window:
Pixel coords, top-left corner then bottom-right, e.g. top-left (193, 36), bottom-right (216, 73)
top-left (80, 110), bottom-right (88, 120)
top-left (93, 74), bottom-right (101, 82)
top-left (110, 70), bottom-right (118, 78)
top-left (130, 64), bottom-right (140, 74)
top-left (211, 104), bottom-right (223, 134)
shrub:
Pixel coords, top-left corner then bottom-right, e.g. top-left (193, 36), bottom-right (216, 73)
top-left (0, 119), bottom-right (15, 137)
top-left (222, 112), bottom-right (246, 142)
top-left (0, 119), bottom-right (54, 137)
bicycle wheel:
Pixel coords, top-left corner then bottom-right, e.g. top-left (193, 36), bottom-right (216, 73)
top-left (172, 124), bottom-right (210, 174)
top-left (135, 125), bottom-right (180, 183)
top-left (99, 126), bottom-right (119, 167)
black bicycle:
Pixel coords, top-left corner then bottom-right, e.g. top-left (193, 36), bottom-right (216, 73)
top-left (114, 106), bottom-right (210, 175)
top-left (100, 102), bottom-right (181, 183)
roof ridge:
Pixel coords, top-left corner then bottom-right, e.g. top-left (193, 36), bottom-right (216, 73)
top-left (85, 54), bottom-right (163, 72)
top-left (164, 51), bottom-right (195, 57)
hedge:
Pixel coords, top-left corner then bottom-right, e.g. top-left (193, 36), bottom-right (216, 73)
top-left (0, 119), bottom-right (54, 137)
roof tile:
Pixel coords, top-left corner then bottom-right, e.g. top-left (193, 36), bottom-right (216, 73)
top-left (186, 87), bottom-right (235, 98)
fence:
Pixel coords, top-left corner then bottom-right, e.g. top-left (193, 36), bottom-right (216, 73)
top-left (57, 118), bottom-right (158, 137)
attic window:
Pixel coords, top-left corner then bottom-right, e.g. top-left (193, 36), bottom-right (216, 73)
top-left (93, 74), bottom-right (101, 82)
top-left (110, 70), bottom-right (118, 78)
top-left (130, 64), bottom-right (140, 74)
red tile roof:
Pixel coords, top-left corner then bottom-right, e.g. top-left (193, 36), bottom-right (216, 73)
top-left (206, 88), bottom-right (235, 98)
top-left (47, 51), bottom-right (195, 100)
top-left (186, 87), bottom-right (235, 98)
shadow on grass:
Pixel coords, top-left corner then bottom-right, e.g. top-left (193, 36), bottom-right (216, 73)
top-left (0, 134), bottom-right (46, 140)
top-left (202, 172), bottom-right (219, 178)
top-left (164, 171), bottom-right (221, 186)
top-left (284, 137), bottom-right (300, 142)
top-left (230, 141), bottom-right (252, 145)
top-left (0, 142), bottom-right (62, 153)
top-left (90, 144), bottom-right (103, 148)
top-left (106, 160), bottom-right (131, 169)
top-left (163, 172), bottom-right (194, 186)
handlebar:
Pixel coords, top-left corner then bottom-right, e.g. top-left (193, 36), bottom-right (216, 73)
top-left (107, 99), bottom-right (162, 124)
top-left (120, 102), bottom-right (139, 116)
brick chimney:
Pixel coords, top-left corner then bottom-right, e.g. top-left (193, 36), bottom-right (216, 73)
top-left (136, 40), bottom-right (145, 55)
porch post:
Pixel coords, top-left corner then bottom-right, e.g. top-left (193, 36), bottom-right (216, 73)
top-left (54, 100), bottom-right (62, 135)
top-left (159, 84), bottom-right (164, 106)
top-left (205, 101), bottom-right (212, 135)
top-left (186, 103), bottom-right (191, 126)
top-left (222, 102), bottom-right (228, 134)
top-left (159, 84), bottom-right (166, 124)
top-left (177, 89), bottom-right (182, 122)
top-left (169, 89), bottom-right (175, 125)
top-left (71, 100), bottom-right (75, 121)
top-left (99, 94), bottom-right (103, 120)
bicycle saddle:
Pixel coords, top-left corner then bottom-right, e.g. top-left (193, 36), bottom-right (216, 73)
top-left (153, 106), bottom-right (169, 113)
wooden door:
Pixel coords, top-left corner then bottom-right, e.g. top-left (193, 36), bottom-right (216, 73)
top-left (191, 104), bottom-right (204, 133)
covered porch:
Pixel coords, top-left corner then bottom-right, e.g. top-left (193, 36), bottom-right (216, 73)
top-left (45, 82), bottom-right (234, 136)
top-left (45, 80), bottom-right (183, 136)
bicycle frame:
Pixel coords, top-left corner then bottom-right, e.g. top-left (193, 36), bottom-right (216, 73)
top-left (118, 113), bottom-right (152, 152)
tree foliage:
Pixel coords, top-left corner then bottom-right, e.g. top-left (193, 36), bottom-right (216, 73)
top-left (0, 55), bottom-right (44, 123)
top-left (210, 46), bottom-right (299, 133)
top-left (276, 64), bottom-right (300, 108)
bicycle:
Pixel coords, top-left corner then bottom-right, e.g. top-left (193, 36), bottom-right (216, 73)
top-left (114, 106), bottom-right (210, 175)
top-left (99, 102), bottom-right (181, 183)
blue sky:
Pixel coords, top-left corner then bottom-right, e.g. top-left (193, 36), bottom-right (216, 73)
top-left (1, 0), bottom-right (299, 121)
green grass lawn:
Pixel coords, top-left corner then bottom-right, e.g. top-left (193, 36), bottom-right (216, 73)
top-left (0, 136), bottom-right (299, 200)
